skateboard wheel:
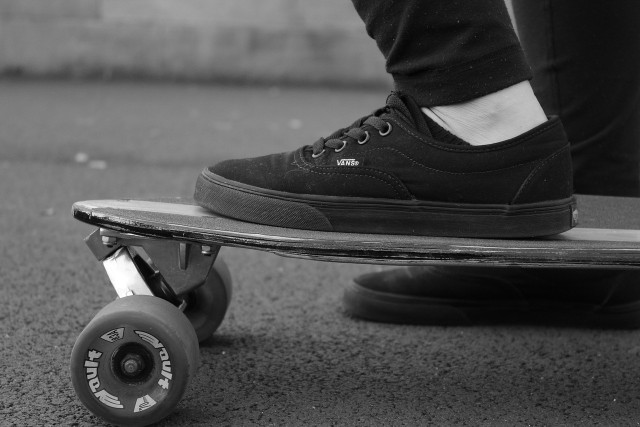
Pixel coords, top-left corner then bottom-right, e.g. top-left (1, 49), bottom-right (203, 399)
top-left (184, 257), bottom-right (232, 342)
top-left (70, 296), bottom-right (199, 426)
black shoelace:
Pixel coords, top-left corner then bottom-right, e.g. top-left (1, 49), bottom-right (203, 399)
top-left (310, 93), bottom-right (410, 158)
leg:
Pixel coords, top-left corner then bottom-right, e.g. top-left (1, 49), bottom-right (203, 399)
top-left (513, 0), bottom-right (640, 196)
top-left (195, 0), bottom-right (576, 238)
top-left (351, 0), bottom-right (530, 106)
top-left (351, 0), bottom-right (547, 145)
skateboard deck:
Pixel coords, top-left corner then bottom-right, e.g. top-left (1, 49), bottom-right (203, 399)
top-left (73, 194), bottom-right (640, 269)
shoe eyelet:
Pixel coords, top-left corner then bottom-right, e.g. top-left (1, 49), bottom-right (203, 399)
top-left (334, 140), bottom-right (348, 153)
top-left (378, 122), bottom-right (392, 136)
top-left (357, 131), bottom-right (370, 145)
top-left (312, 149), bottom-right (326, 159)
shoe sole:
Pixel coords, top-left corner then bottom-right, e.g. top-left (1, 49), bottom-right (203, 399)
top-left (343, 280), bottom-right (640, 329)
top-left (195, 170), bottom-right (577, 238)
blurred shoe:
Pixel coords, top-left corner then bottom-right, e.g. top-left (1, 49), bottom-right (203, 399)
top-left (344, 266), bottom-right (640, 328)
top-left (195, 92), bottom-right (575, 238)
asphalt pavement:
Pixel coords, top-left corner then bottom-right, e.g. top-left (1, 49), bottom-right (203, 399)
top-left (2, 79), bottom-right (640, 426)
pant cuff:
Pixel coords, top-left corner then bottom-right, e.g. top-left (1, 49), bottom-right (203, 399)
top-left (392, 46), bottom-right (533, 106)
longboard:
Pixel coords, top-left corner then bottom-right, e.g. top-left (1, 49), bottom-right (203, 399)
top-left (69, 194), bottom-right (640, 426)
top-left (73, 194), bottom-right (640, 268)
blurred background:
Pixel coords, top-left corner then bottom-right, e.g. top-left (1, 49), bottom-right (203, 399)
top-left (0, 0), bottom-right (390, 86)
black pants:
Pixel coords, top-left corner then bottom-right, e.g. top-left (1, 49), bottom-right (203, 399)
top-left (351, 0), bottom-right (640, 197)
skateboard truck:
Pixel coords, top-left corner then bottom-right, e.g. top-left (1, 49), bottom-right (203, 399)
top-left (84, 228), bottom-right (220, 302)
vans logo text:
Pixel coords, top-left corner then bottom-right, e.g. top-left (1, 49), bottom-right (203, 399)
top-left (337, 159), bottom-right (359, 166)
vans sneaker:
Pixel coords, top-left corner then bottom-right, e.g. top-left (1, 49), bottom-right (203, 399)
top-left (195, 92), bottom-right (576, 238)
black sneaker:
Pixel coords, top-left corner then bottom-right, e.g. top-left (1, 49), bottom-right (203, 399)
top-left (344, 266), bottom-right (640, 328)
top-left (195, 92), bottom-right (576, 238)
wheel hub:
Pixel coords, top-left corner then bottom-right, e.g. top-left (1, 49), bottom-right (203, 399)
top-left (121, 353), bottom-right (145, 377)
top-left (112, 343), bottom-right (153, 383)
